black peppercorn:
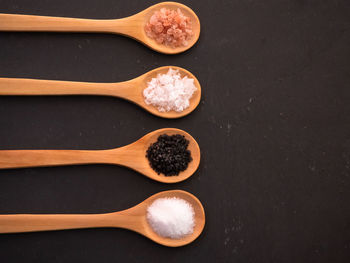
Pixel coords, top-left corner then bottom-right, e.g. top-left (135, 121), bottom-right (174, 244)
top-left (146, 134), bottom-right (192, 176)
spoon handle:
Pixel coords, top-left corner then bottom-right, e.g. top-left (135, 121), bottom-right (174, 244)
top-left (0, 78), bottom-right (134, 98)
top-left (0, 149), bottom-right (109, 169)
top-left (0, 214), bottom-right (107, 233)
top-left (0, 213), bottom-right (134, 233)
top-left (0, 13), bottom-right (130, 34)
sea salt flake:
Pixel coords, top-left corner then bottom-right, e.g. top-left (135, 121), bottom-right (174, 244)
top-left (143, 68), bottom-right (197, 112)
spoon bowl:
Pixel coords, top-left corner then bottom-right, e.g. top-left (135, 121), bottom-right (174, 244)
top-left (0, 2), bottom-right (200, 54)
top-left (0, 128), bottom-right (200, 183)
top-left (132, 66), bottom-right (201, 118)
top-left (0, 66), bottom-right (201, 119)
top-left (126, 190), bottom-right (206, 247)
top-left (118, 128), bottom-right (201, 183)
top-left (134, 2), bottom-right (201, 54)
top-left (0, 190), bottom-right (206, 247)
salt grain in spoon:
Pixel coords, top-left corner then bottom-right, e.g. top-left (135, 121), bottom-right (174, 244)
top-left (143, 68), bottom-right (197, 112)
top-left (147, 197), bottom-right (195, 239)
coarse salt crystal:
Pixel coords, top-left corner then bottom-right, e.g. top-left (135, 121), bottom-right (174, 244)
top-left (143, 68), bottom-right (197, 112)
top-left (147, 197), bottom-right (195, 239)
top-left (144, 8), bottom-right (193, 48)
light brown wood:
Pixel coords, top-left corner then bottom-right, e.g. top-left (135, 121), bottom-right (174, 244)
top-left (0, 2), bottom-right (200, 54)
top-left (0, 128), bottom-right (200, 183)
top-left (0, 190), bottom-right (205, 247)
top-left (0, 66), bottom-right (201, 119)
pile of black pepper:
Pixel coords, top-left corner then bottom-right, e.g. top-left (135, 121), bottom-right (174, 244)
top-left (146, 134), bottom-right (192, 176)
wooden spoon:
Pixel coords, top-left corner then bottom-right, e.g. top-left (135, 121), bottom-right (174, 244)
top-left (0, 190), bottom-right (205, 247)
top-left (0, 128), bottom-right (200, 183)
top-left (0, 2), bottom-right (200, 54)
top-left (0, 66), bottom-right (201, 119)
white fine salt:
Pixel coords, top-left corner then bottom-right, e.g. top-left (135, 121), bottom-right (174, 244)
top-left (147, 197), bottom-right (195, 239)
top-left (143, 68), bottom-right (197, 112)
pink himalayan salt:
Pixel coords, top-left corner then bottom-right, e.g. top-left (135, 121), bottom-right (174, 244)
top-left (145, 8), bottom-right (193, 48)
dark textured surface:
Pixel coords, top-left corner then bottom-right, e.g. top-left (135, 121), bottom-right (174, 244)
top-left (0, 0), bottom-right (349, 262)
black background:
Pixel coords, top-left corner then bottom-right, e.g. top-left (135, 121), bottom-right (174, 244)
top-left (0, 0), bottom-right (349, 262)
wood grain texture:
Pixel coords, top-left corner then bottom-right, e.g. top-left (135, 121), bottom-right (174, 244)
top-left (0, 66), bottom-right (201, 119)
top-left (0, 190), bottom-right (206, 247)
top-left (0, 128), bottom-right (200, 183)
top-left (0, 2), bottom-right (200, 54)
